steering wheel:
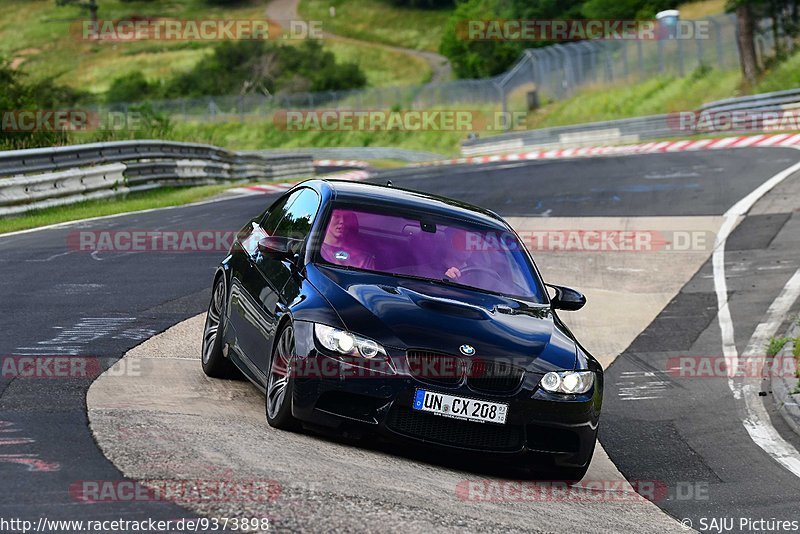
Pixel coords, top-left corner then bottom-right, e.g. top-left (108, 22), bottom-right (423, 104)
top-left (457, 266), bottom-right (503, 282)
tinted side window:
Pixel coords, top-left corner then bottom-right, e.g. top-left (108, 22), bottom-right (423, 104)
top-left (273, 189), bottom-right (321, 241)
top-left (261, 193), bottom-right (293, 234)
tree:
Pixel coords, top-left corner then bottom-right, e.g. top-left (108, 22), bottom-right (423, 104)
top-left (727, 0), bottom-right (761, 85)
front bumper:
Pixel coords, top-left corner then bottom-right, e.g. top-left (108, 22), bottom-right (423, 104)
top-left (290, 322), bottom-right (602, 469)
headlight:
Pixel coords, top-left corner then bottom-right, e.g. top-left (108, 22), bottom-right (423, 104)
top-left (313, 324), bottom-right (387, 359)
top-left (540, 371), bottom-right (594, 394)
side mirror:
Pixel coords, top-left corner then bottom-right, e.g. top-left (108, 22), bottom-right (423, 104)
top-left (257, 236), bottom-right (298, 259)
top-left (547, 284), bottom-right (586, 311)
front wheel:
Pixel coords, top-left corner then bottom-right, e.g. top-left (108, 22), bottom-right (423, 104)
top-left (201, 275), bottom-right (239, 379)
top-left (265, 324), bottom-right (299, 430)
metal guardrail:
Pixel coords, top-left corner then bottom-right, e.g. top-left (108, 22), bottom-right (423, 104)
top-left (700, 88), bottom-right (800, 112)
top-left (461, 88), bottom-right (800, 156)
top-left (462, 115), bottom-right (673, 156)
top-left (0, 140), bottom-right (313, 217)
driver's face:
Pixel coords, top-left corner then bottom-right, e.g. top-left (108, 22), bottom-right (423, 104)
top-left (329, 212), bottom-right (346, 239)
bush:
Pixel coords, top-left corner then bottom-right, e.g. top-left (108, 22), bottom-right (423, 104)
top-left (0, 61), bottom-right (81, 150)
top-left (107, 72), bottom-right (155, 104)
top-left (440, 0), bottom-right (523, 78)
top-left (162, 39), bottom-right (367, 98)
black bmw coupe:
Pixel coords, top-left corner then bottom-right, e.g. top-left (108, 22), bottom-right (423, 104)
top-left (202, 179), bottom-right (602, 480)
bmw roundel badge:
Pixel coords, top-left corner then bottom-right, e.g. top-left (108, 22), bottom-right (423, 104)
top-left (459, 344), bottom-right (475, 356)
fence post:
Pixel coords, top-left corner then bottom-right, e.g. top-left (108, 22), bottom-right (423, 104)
top-left (603, 43), bottom-right (613, 82)
top-left (621, 40), bottom-right (629, 78)
top-left (708, 17), bottom-right (724, 68)
top-left (636, 39), bottom-right (644, 79)
top-left (696, 27), bottom-right (704, 68)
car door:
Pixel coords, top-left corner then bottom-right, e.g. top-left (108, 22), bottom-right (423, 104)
top-left (237, 188), bottom-right (322, 377)
top-left (227, 193), bottom-right (292, 382)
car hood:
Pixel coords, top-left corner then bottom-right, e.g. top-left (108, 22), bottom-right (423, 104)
top-left (307, 265), bottom-right (577, 373)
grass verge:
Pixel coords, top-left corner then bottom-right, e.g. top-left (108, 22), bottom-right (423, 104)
top-left (299, 0), bottom-right (449, 53)
top-left (767, 337), bottom-right (790, 357)
top-left (0, 184), bottom-right (234, 235)
top-left (1, 0), bottom-right (266, 94)
top-left (523, 68), bottom-right (743, 130)
top-left (165, 117), bottom-right (465, 156)
top-left (324, 38), bottom-right (430, 87)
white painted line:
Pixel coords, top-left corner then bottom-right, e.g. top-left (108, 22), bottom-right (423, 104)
top-left (744, 269), bottom-right (800, 355)
top-left (734, 268), bottom-right (800, 475)
top-left (712, 154), bottom-right (800, 478)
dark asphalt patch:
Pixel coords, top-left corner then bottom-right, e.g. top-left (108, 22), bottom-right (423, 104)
top-left (626, 292), bottom-right (719, 353)
top-left (726, 213), bottom-right (791, 251)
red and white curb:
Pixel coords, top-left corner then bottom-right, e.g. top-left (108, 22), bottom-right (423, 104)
top-left (230, 133), bottom-right (800, 196)
top-left (423, 133), bottom-right (800, 167)
top-left (229, 169), bottom-right (371, 196)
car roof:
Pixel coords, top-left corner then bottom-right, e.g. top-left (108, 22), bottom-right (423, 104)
top-left (305, 179), bottom-right (508, 229)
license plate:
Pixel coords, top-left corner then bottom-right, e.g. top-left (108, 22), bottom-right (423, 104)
top-left (412, 389), bottom-right (508, 424)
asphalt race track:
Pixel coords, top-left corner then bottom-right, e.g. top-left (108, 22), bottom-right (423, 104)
top-left (2, 147), bottom-right (800, 532)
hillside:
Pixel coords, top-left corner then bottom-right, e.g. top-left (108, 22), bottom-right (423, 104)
top-left (0, 0), bottom-right (437, 97)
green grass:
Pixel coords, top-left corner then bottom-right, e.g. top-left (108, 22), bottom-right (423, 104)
top-left (1, 0), bottom-right (267, 94)
top-left (755, 51), bottom-right (800, 93)
top-left (505, 45), bottom-right (800, 132)
top-left (0, 184), bottom-right (234, 234)
top-left (165, 115), bottom-right (464, 155)
top-left (677, 0), bottom-right (726, 19)
top-left (523, 68), bottom-right (743, 130)
top-left (767, 336), bottom-right (791, 357)
top-left (1, 0), bottom-right (429, 96)
top-left (299, 0), bottom-right (449, 53)
top-left (324, 38), bottom-right (430, 87)
top-left (793, 336), bottom-right (800, 382)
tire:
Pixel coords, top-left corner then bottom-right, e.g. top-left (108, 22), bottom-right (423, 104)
top-left (201, 274), bottom-right (239, 379)
top-left (265, 324), bottom-right (299, 430)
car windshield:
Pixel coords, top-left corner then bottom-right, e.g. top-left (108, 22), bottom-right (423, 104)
top-left (315, 205), bottom-right (545, 302)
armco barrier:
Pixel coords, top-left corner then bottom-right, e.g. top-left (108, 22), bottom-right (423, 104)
top-left (0, 141), bottom-right (313, 216)
top-left (462, 88), bottom-right (800, 156)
